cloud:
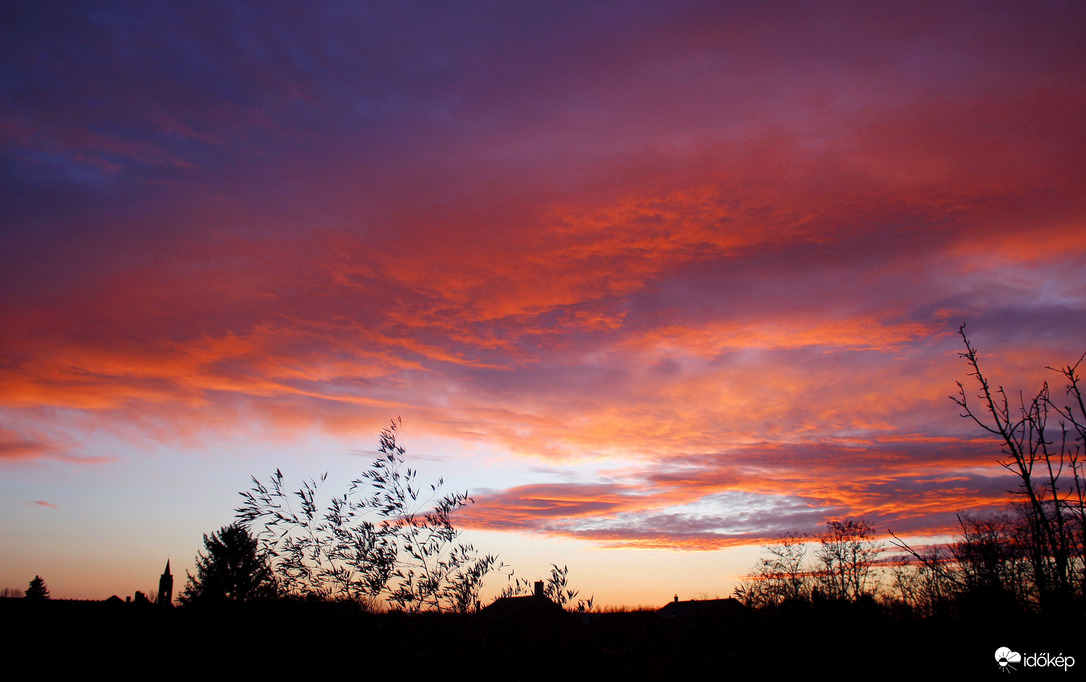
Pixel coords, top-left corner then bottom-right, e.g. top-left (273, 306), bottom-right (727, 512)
top-left (0, 423), bottom-right (117, 465)
top-left (0, 1), bottom-right (1083, 554)
top-left (0, 432), bottom-right (51, 462)
top-left (457, 436), bottom-right (1017, 548)
top-left (0, 425), bottom-right (69, 463)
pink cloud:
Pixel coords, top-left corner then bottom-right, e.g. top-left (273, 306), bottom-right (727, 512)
top-left (456, 435), bottom-right (1017, 548)
top-left (1, 0), bottom-right (1083, 561)
top-left (0, 427), bottom-right (60, 463)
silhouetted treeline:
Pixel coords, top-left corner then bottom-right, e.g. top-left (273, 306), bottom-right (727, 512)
top-left (737, 330), bottom-right (1086, 624)
top-left (5, 594), bottom-right (1078, 676)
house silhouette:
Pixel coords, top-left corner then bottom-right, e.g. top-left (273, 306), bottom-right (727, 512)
top-left (658, 595), bottom-right (748, 622)
top-left (481, 580), bottom-right (568, 624)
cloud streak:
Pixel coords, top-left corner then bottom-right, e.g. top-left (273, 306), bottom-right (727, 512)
top-left (1, 1), bottom-right (1084, 558)
top-left (460, 437), bottom-right (1015, 548)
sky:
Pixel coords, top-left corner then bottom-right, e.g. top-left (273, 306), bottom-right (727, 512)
top-left (2, 0), bottom-right (1085, 606)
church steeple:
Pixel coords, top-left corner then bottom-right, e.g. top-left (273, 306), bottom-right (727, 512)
top-left (158, 559), bottom-right (173, 607)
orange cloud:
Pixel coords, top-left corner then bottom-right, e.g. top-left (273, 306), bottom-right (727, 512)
top-left (0, 428), bottom-right (55, 462)
top-left (0, 61), bottom-right (1081, 567)
top-left (454, 434), bottom-right (1016, 549)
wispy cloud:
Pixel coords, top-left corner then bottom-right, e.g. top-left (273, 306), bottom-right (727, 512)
top-left (0, 1), bottom-right (1083, 559)
top-left (459, 436), bottom-right (1014, 547)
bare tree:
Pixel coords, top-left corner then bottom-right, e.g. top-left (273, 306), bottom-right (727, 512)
top-left (736, 521), bottom-right (880, 606)
top-left (815, 519), bottom-right (880, 601)
top-left (952, 325), bottom-right (1086, 612)
top-left (889, 543), bottom-right (953, 617)
top-left (951, 513), bottom-right (1033, 607)
top-left (733, 532), bottom-right (811, 607)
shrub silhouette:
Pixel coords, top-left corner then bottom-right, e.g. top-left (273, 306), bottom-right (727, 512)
top-left (238, 418), bottom-right (500, 611)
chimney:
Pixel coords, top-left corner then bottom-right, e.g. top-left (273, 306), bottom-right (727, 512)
top-left (674, 594), bottom-right (679, 603)
top-left (534, 580), bottom-right (545, 599)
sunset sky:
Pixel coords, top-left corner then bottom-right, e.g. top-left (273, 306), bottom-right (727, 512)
top-left (2, 1), bottom-right (1084, 606)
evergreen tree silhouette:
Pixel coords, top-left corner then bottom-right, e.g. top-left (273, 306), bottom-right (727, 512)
top-left (25, 575), bottom-right (49, 600)
top-left (179, 523), bottom-right (277, 604)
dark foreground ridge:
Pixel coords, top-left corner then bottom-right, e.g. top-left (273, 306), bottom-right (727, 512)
top-left (4, 595), bottom-right (1078, 677)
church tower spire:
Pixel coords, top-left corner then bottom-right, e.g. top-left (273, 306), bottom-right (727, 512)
top-left (157, 559), bottom-right (173, 607)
